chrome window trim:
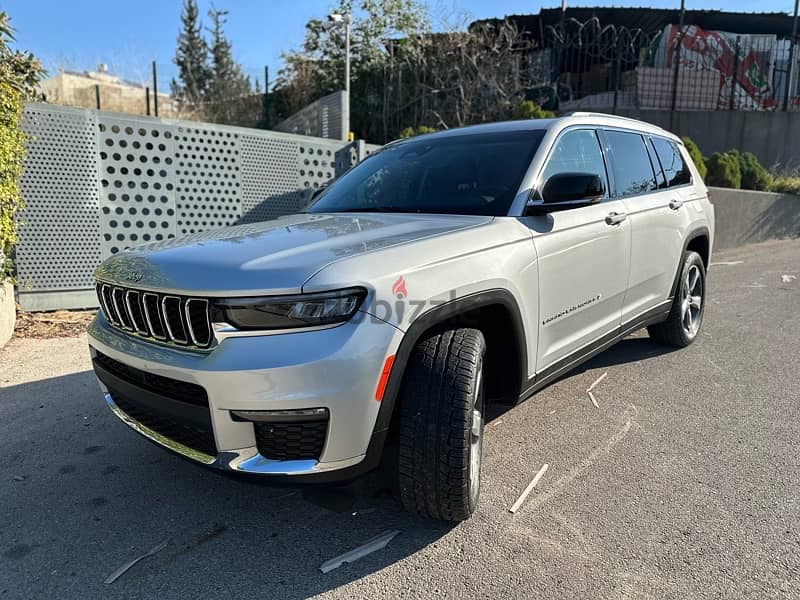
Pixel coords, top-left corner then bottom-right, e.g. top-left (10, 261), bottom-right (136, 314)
top-left (521, 124), bottom-right (695, 212)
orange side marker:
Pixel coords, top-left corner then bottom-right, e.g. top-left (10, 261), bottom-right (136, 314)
top-left (375, 355), bottom-right (395, 401)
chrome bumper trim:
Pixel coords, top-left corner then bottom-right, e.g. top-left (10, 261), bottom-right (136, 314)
top-left (103, 392), bottom-right (365, 476)
top-left (104, 393), bottom-right (216, 465)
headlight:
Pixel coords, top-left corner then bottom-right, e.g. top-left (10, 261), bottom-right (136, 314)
top-left (213, 287), bottom-right (367, 331)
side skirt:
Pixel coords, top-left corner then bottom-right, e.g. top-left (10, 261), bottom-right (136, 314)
top-left (519, 300), bottom-right (671, 402)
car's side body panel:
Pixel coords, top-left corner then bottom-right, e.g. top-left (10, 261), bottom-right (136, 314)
top-left (523, 201), bottom-right (632, 371)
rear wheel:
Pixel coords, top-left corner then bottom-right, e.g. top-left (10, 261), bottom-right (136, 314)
top-left (396, 328), bottom-right (486, 521)
top-left (648, 250), bottom-right (706, 347)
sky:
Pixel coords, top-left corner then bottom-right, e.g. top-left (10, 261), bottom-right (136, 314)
top-left (1, 0), bottom-right (796, 91)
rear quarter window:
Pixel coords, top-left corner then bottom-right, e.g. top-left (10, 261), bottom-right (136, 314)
top-left (652, 137), bottom-right (692, 187)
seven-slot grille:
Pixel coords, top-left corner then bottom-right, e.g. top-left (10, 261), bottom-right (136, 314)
top-left (96, 282), bottom-right (213, 348)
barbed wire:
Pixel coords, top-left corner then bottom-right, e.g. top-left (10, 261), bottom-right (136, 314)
top-left (545, 18), bottom-right (661, 63)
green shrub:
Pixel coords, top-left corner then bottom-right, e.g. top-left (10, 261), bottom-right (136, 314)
top-left (398, 125), bottom-right (437, 139)
top-left (769, 176), bottom-right (800, 195)
top-left (514, 100), bottom-right (555, 119)
top-left (733, 150), bottom-right (772, 191)
top-left (0, 82), bottom-right (25, 276)
top-left (681, 136), bottom-right (706, 180)
top-left (705, 152), bottom-right (741, 189)
top-left (0, 12), bottom-right (44, 280)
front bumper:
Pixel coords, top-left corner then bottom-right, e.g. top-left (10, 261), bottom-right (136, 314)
top-left (88, 311), bottom-right (402, 479)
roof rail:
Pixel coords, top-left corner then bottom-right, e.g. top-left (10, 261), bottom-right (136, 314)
top-left (563, 111), bottom-right (667, 130)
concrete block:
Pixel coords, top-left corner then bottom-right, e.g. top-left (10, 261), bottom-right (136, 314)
top-left (0, 281), bottom-right (15, 348)
top-left (710, 187), bottom-right (800, 250)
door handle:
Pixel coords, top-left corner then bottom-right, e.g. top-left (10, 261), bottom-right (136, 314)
top-left (669, 199), bottom-right (683, 210)
top-left (605, 211), bottom-right (627, 226)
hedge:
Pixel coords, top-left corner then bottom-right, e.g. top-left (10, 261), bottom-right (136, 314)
top-left (0, 82), bottom-right (25, 278)
top-left (705, 152), bottom-right (742, 189)
top-left (681, 136), bottom-right (707, 180)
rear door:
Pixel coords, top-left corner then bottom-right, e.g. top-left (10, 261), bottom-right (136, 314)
top-left (524, 128), bottom-right (632, 372)
top-left (610, 131), bottom-right (693, 323)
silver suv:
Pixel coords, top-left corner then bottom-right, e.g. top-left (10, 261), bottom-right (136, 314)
top-left (89, 113), bottom-right (714, 521)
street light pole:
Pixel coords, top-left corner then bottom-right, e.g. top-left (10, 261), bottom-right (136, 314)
top-left (329, 13), bottom-right (352, 141)
top-left (784, 0), bottom-right (799, 110)
top-left (344, 16), bottom-right (351, 141)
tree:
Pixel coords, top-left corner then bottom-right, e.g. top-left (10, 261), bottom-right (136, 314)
top-left (381, 19), bottom-right (537, 135)
top-left (276, 0), bottom-right (429, 135)
top-left (398, 125), bottom-right (436, 138)
top-left (515, 101), bottom-right (555, 120)
top-left (171, 0), bottom-right (212, 107)
top-left (282, 0), bottom-right (428, 90)
top-left (204, 7), bottom-right (253, 123)
top-left (0, 13), bottom-right (43, 100)
top-left (275, 7), bottom-right (540, 143)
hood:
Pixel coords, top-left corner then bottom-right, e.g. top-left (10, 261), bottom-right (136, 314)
top-left (95, 212), bottom-right (493, 294)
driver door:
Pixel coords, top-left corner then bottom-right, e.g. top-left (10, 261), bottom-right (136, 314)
top-left (521, 128), bottom-right (632, 373)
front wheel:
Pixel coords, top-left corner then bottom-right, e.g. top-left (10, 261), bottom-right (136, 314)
top-left (396, 328), bottom-right (486, 521)
top-left (648, 250), bottom-right (706, 347)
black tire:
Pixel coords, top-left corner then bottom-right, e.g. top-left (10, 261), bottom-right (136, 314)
top-left (396, 328), bottom-right (486, 521)
top-left (648, 250), bottom-right (706, 347)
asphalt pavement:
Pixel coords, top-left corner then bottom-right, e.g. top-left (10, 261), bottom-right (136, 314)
top-left (1, 239), bottom-right (799, 599)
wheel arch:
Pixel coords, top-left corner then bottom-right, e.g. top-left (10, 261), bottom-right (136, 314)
top-left (670, 227), bottom-right (710, 299)
top-left (374, 289), bottom-right (528, 435)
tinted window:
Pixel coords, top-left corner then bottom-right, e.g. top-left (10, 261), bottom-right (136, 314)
top-left (541, 129), bottom-right (608, 196)
top-left (652, 137), bottom-right (691, 187)
top-left (646, 138), bottom-right (667, 189)
top-left (309, 130), bottom-right (545, 216)
top-left (605, 130), bottom-right (658, 197)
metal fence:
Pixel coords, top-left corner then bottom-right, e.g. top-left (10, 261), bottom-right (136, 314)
top-left (16, 103), bottom-right (380, 311)
top-left (542, 17), bottom-right (800, 113)
top-left (273, 91), bottom-right (348, 141)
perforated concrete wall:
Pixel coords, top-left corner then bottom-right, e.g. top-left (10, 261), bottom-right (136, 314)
top-left (97, 115), bottom-right (178, 255)
top-left (16, 103), bottom-right (376, 311)
top-left (18, 105), bottom-right (101, 293)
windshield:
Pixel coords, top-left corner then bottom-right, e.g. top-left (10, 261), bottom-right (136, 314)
top-left (308, 130), bottom-right (545, 216)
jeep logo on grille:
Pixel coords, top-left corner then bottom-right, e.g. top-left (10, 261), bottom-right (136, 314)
top-left (124, 270), bottom-right (143, 282)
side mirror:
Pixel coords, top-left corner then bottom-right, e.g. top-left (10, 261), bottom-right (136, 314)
top-left (525, 172), bottom-right (605, 215)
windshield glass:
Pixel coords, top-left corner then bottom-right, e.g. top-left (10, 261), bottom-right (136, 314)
top-left (308, 130), bottom-right (545, 216)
